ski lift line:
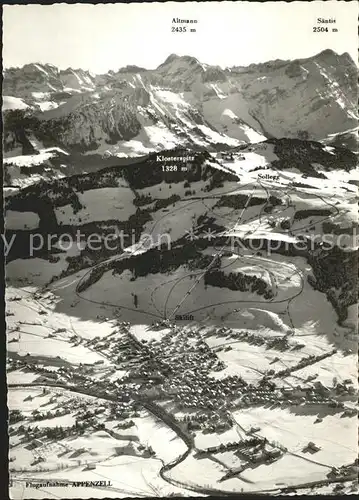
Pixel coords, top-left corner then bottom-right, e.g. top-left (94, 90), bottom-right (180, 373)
top-left (240, 177), bottom-right (272, 240)
top-left (260, 178), bottom-right (337, 239)
top-left (168, 189), bottom-right (256, 320)
top-left (163, 252), bottom-right (272, 320)
top-left (159, 245), bottom-right (251, 318)
top-left (178, 264), bottom-right (304, 317)
top-left (168, 206), bottom-right (255, 319)
top-left (199, 182), bottom-right (270, 227)
top-left (74, 181), bottom-right (254, 314)
top-left (267, 163), bottom-right (341, 234)
top-left (74, 179), bottom-right (253, 298)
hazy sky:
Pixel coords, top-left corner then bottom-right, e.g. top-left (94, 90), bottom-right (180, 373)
top-left (3, 2), bottom-right (358, 73)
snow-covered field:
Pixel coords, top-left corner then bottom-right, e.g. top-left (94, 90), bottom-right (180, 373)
top-left (134, 411), bottom-right (187, 463)
top-left (10, 455), bottom-right (188, 499)
top-left (4, 151), bottom-right (58, 167)
top-left (232, 406), bottom-right (357, 468)
top-left (3, 95), bottom-right (30, 110)
top-left (8, 382), bottom-right (191, 498)
top-left (194, 427), bottom-right (243, 449)
top-left (6, 285), bottom-right (115, 368)
top-left (166, 451), bottom-right (243, 493)
top-left (130, 324), bottom-right (170, 342)
top-left (6, 211), bottom-right (40, 230)
top-left (54, 187), bottom-right (136, 226)
top-left (239, 454), bottom-right (329, 490)
top-left (6, 258), bottom-right (70, 285)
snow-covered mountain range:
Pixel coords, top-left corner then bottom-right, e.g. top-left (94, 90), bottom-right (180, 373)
top-left (3, 49), bottom-right (358, 163)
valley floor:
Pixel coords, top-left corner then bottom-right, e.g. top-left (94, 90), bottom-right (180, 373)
top-left (6, 269), bottom-right (358, 497)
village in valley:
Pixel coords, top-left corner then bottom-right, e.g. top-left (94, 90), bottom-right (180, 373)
top-left (7, 276), bottom-right (358, 496)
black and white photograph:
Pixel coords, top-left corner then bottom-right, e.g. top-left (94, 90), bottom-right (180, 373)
top-left (3, 1), bottom-right (358, 498)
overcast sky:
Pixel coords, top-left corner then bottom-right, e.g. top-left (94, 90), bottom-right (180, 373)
top-left (3, 2), bottom-right (358, 73)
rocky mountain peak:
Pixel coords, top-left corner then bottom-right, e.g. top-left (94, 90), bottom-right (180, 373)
top-left (310, 48), bottom-right (356, 69)
top-left (158, 53), bottom-right (201, 69)
top-left (117, 65), bottom-right (148, 74)
top-left (161, 53), bottom-right (180, 65)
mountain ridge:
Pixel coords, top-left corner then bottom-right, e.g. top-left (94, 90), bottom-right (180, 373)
top-left (4, 48), bottom-right (356, 75)
top-left (3, 49), bottom-right (358, 172)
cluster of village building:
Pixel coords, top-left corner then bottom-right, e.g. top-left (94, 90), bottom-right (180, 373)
top-left (205, 326), bottom-right (301, 352)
